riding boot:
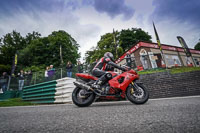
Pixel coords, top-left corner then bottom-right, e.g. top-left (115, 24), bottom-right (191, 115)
top-left (91, 75), bottom-right (107, 90)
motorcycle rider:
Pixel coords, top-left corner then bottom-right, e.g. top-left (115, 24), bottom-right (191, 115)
top-left (91, 52), bottom-right (127, 92)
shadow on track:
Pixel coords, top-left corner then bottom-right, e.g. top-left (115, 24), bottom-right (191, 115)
top-left (72, 100), bottom-right (150, 108)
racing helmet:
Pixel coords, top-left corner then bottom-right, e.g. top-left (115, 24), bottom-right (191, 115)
top-left (104, 52), bottom-right (114, 61)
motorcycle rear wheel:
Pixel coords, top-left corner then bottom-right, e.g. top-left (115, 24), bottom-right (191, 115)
top-left (72, 87), bottom-right (96, 107)
top-left (126, 83), bottom-right (149, 104)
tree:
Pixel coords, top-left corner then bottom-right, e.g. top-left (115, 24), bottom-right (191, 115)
top-left (85, 32), bottom-right (124, 64)
top-left (194, 42), bottom-right (200, 50)
top-left (0, 31), bottom-right (25, 66)
top-left (85, 47), bottom-right (98, 64)
top-left (18, 30), bottom-right (80, 68)
top-left (25, 31), bottom-right (41, 45)
top-left (120, 28), bottom-right (152, 51)
top-left (18, 38), bottom-right (48, 68)
top-left (85, 28), bottom-right (152, 64)
top-left (0, 30), bottom-right (80, 73)
top-left (47, 30), bottom-right (80, 66)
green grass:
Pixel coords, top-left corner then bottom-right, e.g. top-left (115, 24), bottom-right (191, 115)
top-left (170, 67), bottom-right (200, 74)
top-left (0, 98), bottom-right (38, 107)
top-left (138, 67), bottom-right (200, 75)
top-left (138, 68), bottom-right (166, 75)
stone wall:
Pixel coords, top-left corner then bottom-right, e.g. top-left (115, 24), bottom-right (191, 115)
top-left (138, 71), bottom-right (200, 99)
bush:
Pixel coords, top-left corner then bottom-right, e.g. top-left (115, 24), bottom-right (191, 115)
top-left (0, 64), bottom-right (11, 75)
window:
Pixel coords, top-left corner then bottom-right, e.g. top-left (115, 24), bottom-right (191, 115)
top-left (165, 55), bottom-right (181, 66)
top-left (194, 58), bottom-right (199, 65)
top-left (172, 56), bottom-right (181, 66)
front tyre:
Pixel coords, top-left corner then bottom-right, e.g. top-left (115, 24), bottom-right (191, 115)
top-left (126, 83), bottom-right (149, 104)
top-left (72, 87), bottom-right (95, 107)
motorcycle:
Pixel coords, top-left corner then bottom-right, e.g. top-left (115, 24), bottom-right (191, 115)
top-left (72, 67), bottom-right (149, 107)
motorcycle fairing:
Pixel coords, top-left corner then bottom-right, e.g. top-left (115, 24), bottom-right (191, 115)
top-left (108, 70), bottom-right (139, 92)
top-left (76, 73), bottom-right (98, 80)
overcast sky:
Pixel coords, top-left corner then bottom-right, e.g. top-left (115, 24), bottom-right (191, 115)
top-left (0, 0), bottom-right (199, 60)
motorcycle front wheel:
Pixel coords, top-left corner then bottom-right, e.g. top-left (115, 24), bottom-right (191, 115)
top-left (126, 83), bottom-right (149, 104)
top-left (72, 87), bottom-right (96, 107)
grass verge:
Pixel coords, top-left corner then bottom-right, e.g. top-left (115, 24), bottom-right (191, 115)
top-left (170, 67), bottom-right (200, 74)
top-left (138, 67), bottom-right (200, 75)
top-left (0, 98), bottom-right (38, 107)
top-left (138, 68), bottom-right (166, 75)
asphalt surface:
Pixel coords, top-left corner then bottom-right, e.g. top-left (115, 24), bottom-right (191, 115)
top-left (0, 96), bottom-right (200, 133)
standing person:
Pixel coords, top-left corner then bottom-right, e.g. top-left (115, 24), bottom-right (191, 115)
top-left (24, 71), bottom-right (28, 86)
top-left (45, 66), bottom-right (49, 81)
top-left (27, 70), bottom-right (32, 85)
top-left (77, 61), bottom-right (83, 73)
top-left (125, 52), bottom-right (132, 68)
top-left (66, 61), bottom-right (73, 77)
top-left (48, 65), bottom-right (55, 80)
top-left (0, 72), bottom-right (9, 93)
top-left (18, 70), bottom-right (25, 91)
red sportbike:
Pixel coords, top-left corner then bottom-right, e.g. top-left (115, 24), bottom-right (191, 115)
top-left (72, 68), bottom-right (149, 107)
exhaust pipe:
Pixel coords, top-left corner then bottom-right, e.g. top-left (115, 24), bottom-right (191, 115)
top-left (74, 81), bottom-right (92, 90)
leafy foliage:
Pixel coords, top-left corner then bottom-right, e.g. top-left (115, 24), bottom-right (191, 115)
top-left (48, 30), bottom-right (80, 65)
top-left (0, 64), bottom-right (11, 74)
top-left (194, 42), bottom-right (200, 50)
top-left (0, 31), bottom-right (26, 66)
top-left (85, 28), bottom-right (152, 64)
top-left (0, 30), bottom-right (80, 75)
top-left (85, 32), bottom-right (124, 64)
top-left (120, 28), bottom-right (152, 51)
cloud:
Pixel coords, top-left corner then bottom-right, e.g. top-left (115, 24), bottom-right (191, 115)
top-left (152, 0), bottom-right (200, 29)
top-left (0, 0), bottom-right (58, 16)
top-left (148, 0), bottom-right (200, 48)
top-left (82, 0), bottom-right (135, 20)
top-left (1, 0), bottom-right (199, 59)
top-left (0, 0), bottom-right (101, 59)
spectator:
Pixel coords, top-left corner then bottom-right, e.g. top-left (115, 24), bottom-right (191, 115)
top-left (48, 65), bottom-right (55, 80)
top-left (77, 61), bottom-right (83, 73)
top-left (125, 52), bottom-right (132, 67)
top-left (0, 72), bottom-right (9, 93)
top-left (66, 61), bottom-right (73, 77)
top-left (24, 71), bottom-right (28, 85)
top-left (24, 71), bottom-right (28, 75)
top-left (18, 70), bottom-right (25, 91)
top-left (45, 66), bottom-right (50, 81)
top-left (27, 70), bottom-right (32, 85)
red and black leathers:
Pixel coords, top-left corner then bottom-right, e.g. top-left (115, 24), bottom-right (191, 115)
top-left (92, 57), bottom-right (125, 77)
top-left (92, 57), bottom-right (126, 88)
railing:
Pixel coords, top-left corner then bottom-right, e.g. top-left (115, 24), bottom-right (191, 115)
top-left (7, 66), bottom-right (80, 91)
top-left (3, 62), bottom-right (103, 92)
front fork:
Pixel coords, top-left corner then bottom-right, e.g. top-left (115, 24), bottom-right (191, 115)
top-left (130, 82), bottom-right (135, 94)
top-left (130, 82), bottom-right (143, 94)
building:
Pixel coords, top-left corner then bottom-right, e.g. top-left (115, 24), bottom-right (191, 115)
top-left (116, 41), bottom-right (200, 69)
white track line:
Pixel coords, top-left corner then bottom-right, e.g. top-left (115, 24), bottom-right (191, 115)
top-left (94, 95), bottom-right (200, 105)
top-left (150, 95), bottom-right (200, 101)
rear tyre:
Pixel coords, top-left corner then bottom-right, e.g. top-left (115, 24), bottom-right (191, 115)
top-left (126, 83), bottom-right (149, 104)
top-left (72, 87), bottom-right (95, 107)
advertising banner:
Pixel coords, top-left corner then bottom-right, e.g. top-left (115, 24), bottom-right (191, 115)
top-left (177, 36), bottom-right (192, 57)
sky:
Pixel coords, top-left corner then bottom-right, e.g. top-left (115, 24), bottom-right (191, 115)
top-left (0, 0), bottom-right (200, 61)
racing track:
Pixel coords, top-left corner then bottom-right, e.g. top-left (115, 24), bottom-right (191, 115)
top-left (0, 96), bottom-right (200, 133)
